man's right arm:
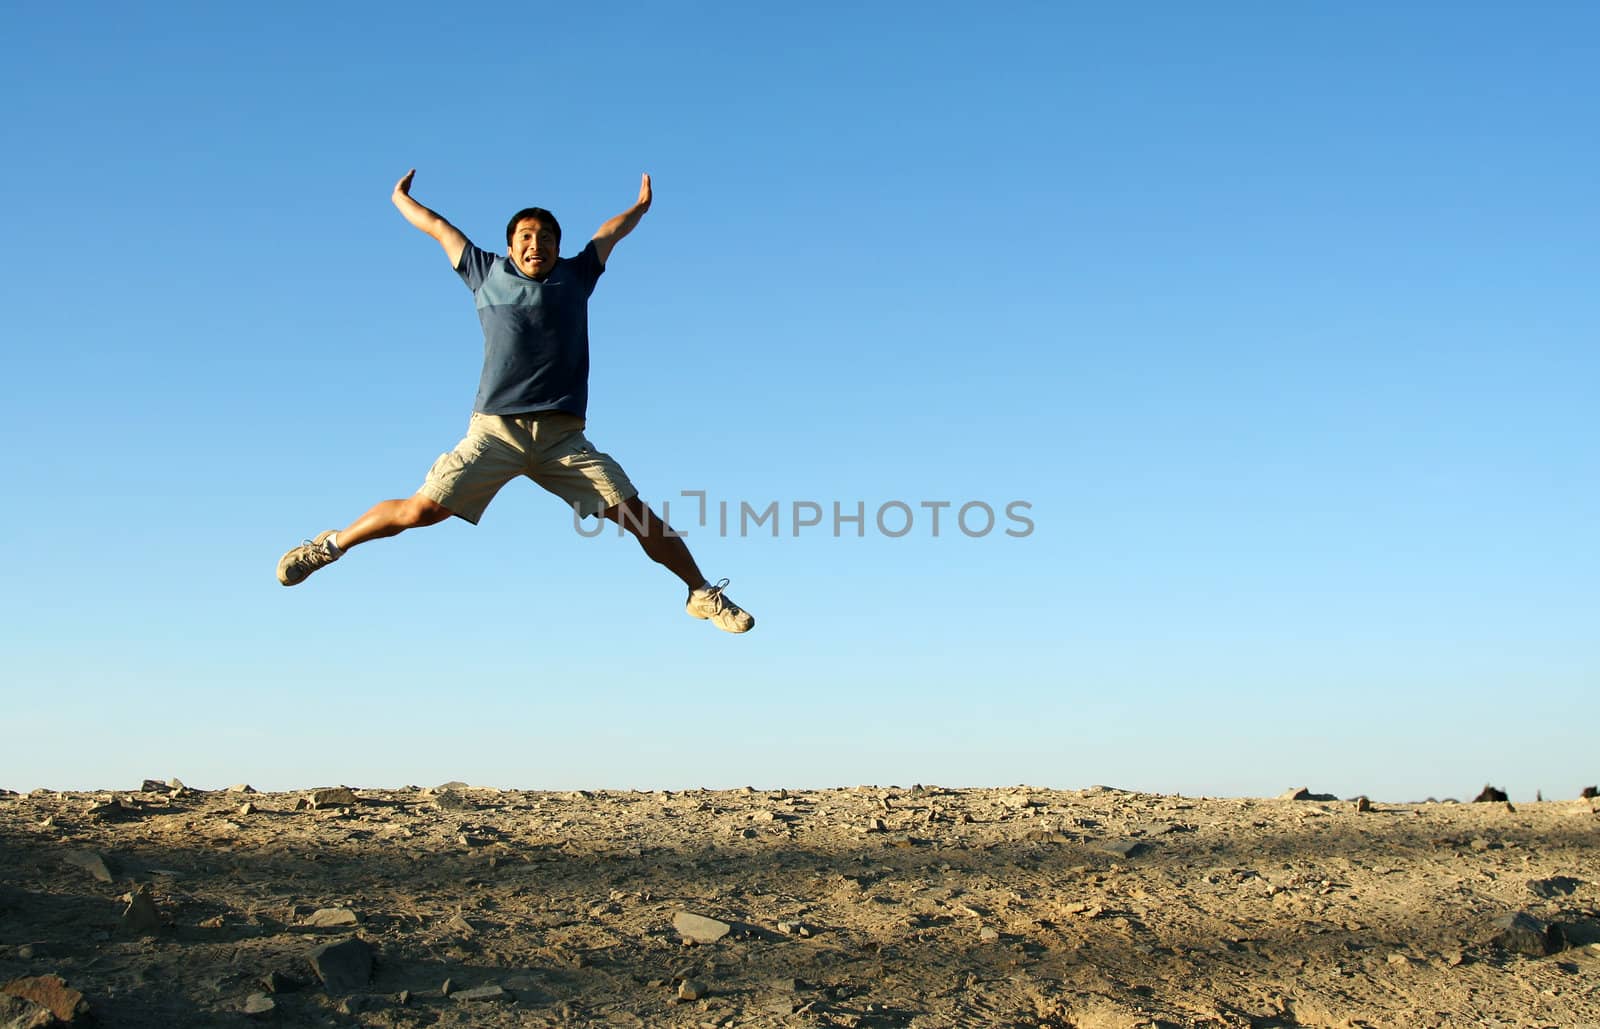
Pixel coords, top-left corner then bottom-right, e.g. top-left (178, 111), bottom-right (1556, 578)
top-left (392, 169), bottom-right (469, 268)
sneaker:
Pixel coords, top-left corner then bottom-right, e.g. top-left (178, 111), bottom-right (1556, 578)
top-left (686, 578), bottom-right (755, 633)
top-left (277, 530), bottom-right (341, 586)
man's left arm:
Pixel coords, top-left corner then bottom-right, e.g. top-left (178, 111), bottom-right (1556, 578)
top-left (590, 173), bottom-right (652, 266)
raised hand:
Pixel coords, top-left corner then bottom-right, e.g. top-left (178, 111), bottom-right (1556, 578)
top-left (394, 169), bottom-right (417, 197)
top-left (636, 173), bottom-right (652, 212)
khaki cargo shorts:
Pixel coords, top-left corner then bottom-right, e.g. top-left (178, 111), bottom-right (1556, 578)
top-left (418, 411), bottom-right (637, 524)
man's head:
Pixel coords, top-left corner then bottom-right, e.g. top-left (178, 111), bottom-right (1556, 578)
top-left (505, 207), bottom-right (562, 279)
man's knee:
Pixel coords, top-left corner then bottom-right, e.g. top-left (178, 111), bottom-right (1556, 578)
top-left (403, 495), bottom-right (453, 527)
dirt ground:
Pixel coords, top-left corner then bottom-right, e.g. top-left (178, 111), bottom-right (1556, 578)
top-left (2, 783), bottom-right (1597, 1028)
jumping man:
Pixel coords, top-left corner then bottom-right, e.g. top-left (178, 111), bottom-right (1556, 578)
top-left (275, 170), bottom-right (754, 634)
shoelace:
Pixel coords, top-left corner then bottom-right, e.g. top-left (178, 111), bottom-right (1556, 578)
top-left (290, 539), bottom-right (335, 572)
top-left (700, 578), bottom-right (737, 614)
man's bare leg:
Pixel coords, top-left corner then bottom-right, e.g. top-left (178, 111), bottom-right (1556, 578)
top-left (604, 497), bottom-right (755, 633)
top-left (337, 494), bottom-right (454, 549)
top-left (602, 496), bottom-right (703, 590)
top-left (277, 493), bottom-right (453, 585)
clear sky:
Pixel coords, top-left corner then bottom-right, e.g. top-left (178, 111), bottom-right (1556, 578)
top-left (2, 3), bottom-right (1595, 801)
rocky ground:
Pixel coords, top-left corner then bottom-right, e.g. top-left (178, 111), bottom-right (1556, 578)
top-left (1, 782), bottom-right (1597, 1028)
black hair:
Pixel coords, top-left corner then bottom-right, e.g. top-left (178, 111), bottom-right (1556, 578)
top-left (505, 207), bottom-right (562, 248)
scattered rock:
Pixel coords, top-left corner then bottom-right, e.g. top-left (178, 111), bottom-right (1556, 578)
top-left (260, 971), bottom-right (300, 994)
top-left (673, 910), bottom-right (731, 944)
top-left (140, 779), bottom-right (173, 794)
top-left (0, 998), bottom-right (54, 1029)
top-left (308, 787), bottom-right (359, 809)
top-left (1490, 911), bottom-right (1565, 957)
top-left (0, 993), bottom-right (53, 1029)
top-left (307, 938), bottom-right (375, 994)
top-left (452, 984), bottom-right (509, 1002)
top-left (61, 850), bottom-right (113, 883)
top-left (677, 979), bottom-right (709, 1001)
top-left (1527, 876), bottom-right (1582, 899)
top-left (1278, 787), bottom-right (1338, 802)
top-left (242, 993), bottom-right (275, 1017)
top-left (1473, 785), bottom-right (1509, 803)
top-left (226, 784), bottom-right (257, 794)
top-left (121, 887), bottom-right (162, 935)
top-left (238, 803), bottom-right (256, 816)
top-left (1, 975), bottom-right (91, 1023)
top-left (302, 907), bottom-right (359, 928)
top-left (1582, 786), bottom-right (1598, 800)
top-left (1354, 796), bottom-right (1372, 813)
top-left (978, 925), bottom-right (1001, 943)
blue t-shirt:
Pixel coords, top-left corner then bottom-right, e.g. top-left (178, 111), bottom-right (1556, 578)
top-left (454, 240), bottom-right (605, 417)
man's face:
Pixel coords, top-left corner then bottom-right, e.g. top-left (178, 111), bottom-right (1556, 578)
top-left (508, 217), bottom-right (558, 279)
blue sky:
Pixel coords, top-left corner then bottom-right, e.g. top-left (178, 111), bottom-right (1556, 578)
top-left (2, 3), bottom-right (1595, 800)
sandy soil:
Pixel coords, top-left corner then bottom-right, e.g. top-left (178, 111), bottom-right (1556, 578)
top-left (2, 783), bottom-right (1597, 1028)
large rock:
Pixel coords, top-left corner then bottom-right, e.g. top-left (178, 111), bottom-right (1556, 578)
top-left (307, 938), bottom-right (374, 994)
top-left (242, 993), bottom-right (275, 1017)
top-left (1278, 787), bottom-right (1338, 802)
top-left (120, 888), bottom-right (162, 935)
top-left (673, 911), bottom-right (731, 943)
top-left (1473, 785), bottom-right (1509, 803)
top-left (86, 798), bottom-right (141, 822)
top-left (1490, 911), bottom-right (1565, 957)
top-left (303, 908), bottom-right (359, 928)
top-left (1096, 839), bottom-right (1150, 859)
top-left (1, 975), bottom-right (91, 1023)
top-left (308, 787), bottom-right (360, 809)
top-left (452, 985), bottom-right (509, 1003)
top-left (61, 851), bottom-right (113, 884)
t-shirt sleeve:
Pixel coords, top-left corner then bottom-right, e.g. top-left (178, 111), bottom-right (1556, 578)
top-left (454, 241), bottom-right (499, 292)
top-left (574, 240), bottom-right (606, 297)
